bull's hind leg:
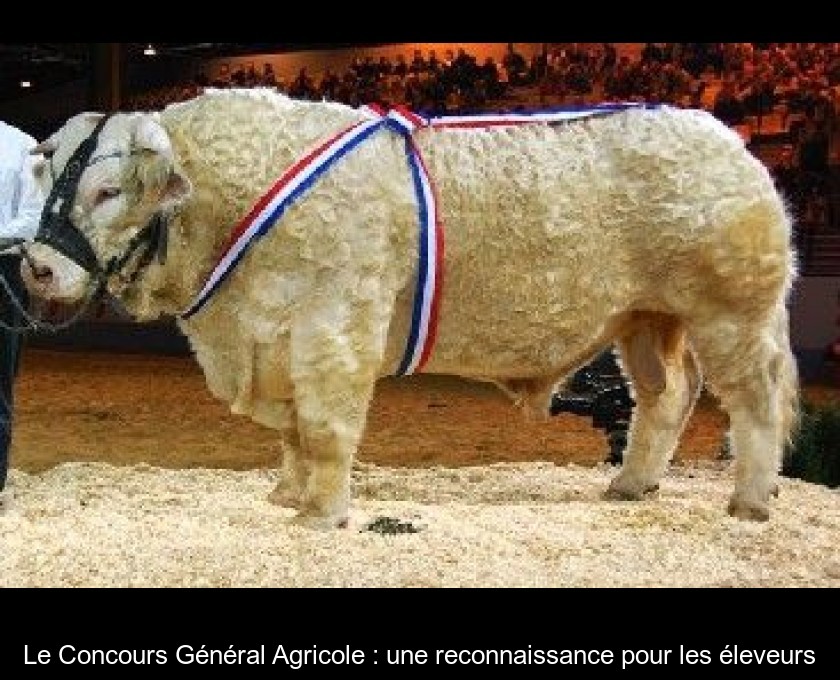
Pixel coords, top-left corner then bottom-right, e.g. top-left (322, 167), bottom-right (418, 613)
top-left (606, 314), bottom-right (702, 500)
top-left (688, 308), bottom-right (796, 521)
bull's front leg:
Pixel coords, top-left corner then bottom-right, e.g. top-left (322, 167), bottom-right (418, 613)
top-left (223, 341), bottom-right (309, 509)
top-left (288, 292), bottom-right (391, 529)
top-left (262, 404), bottom-right (309, 510)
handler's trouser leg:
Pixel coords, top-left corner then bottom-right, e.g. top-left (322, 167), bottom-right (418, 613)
top-left (0, 255), bottom-right (28, 492)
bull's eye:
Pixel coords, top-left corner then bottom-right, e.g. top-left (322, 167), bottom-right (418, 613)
top-left (94, 186), bottom-right (122, 205)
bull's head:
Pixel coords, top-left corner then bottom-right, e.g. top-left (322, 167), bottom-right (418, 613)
top-left (22, 112), bottom-right (191, 314)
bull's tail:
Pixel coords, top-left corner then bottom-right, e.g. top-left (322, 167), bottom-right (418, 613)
top-left (772, 300), bottom-right (800, 454)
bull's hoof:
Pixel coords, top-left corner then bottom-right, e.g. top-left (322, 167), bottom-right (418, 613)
top-left (290, 510), bottom-right (349, 531)
top-left (267, 483), bottom-right (303, 510)
top-left (727, 495), bottom-right (771, 522)
top-left (603, 487), bottom-right (643, 501)
top-left (604, 475), bottom-right (659, 501)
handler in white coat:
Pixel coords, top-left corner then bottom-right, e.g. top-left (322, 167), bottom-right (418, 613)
top-left (0, 120), bottom-right (44, 499)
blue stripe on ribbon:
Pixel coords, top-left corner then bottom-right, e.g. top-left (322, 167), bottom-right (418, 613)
top-left (394, 136), bottom-right (429, 377)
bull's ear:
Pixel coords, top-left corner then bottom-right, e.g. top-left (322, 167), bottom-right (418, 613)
top-left (159, 167), bottom-right (192, 211)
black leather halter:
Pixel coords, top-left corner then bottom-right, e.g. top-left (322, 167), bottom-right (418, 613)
top-left (34, 114), bottom-right (169, 288)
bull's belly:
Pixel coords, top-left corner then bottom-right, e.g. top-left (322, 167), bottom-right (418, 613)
top-left (381, 285), bottom-right (622, 381)
top-left (428, 322), bottom-right (611, 379)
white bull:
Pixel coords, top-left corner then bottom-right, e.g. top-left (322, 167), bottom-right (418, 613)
top-left (22, 88), bottom-right (798, 528)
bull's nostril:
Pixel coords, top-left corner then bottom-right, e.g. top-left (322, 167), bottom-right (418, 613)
top-left (32, 265), bottom-right (53, 282)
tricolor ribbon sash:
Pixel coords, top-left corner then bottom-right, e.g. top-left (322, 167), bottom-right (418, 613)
top-left (180, 101), bottom-right (658, 376)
